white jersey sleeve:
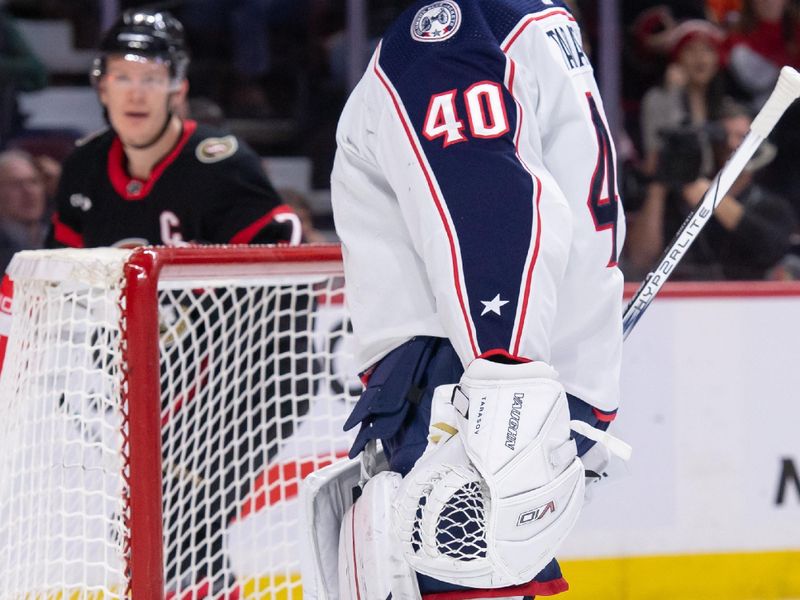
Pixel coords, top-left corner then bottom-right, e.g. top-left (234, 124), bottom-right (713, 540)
top-left (331, 0), bottom-right (625, 412)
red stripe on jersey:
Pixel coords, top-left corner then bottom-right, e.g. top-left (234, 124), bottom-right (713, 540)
top-left (108, 120), bottom-right (197, 201)
top-left (478, 349), bottom-right (531, 363)
top-left (502, 9), bottom-right (576, 53)
top-left (51, 213), bottom-right (85, 248)
top-left (229, 204), bottom-right (294, 244)
top-left (512, 175), bottom-right (542, 356)
top-left (593, 407), bottom-right (617, 422)
top-left (507, 59), bottom-right (517, 104)
top-left (372, 47), bottom-right (480, 359)
top-left (421, 577), bottom-right (568, 600)
top-left (504, 58), bottom-right (544, 358)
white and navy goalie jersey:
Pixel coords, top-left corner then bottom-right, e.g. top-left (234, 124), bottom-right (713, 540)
top-left (331, 0), bottom-right (626, 412)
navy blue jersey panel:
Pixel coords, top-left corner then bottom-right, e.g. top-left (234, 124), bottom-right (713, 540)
top-left (381, 38), bottom-right (534, 354)
top-left (379, 0), bottom-right (572, 67)
top-left (375, 0), bottom-right (576, 355)
top-left (480, 0), bottom-right (571, 43)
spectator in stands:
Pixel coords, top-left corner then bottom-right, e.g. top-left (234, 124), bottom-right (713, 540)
top-left (0, 149), bottom-right (47, 271)
top-left (0, 7), bottom-right (47, 144)
top-left (32, 153), bottom-right (60, 201)
top-left (627, 3), bottom-right (711, 58)
top-left (624, 100), bottom-right (796, 281)
top-left (621, 4), bottom-right (718, 161)
top-left (639, 19), bottom-right (727, 176)
top-left (707, 0), bottom-right (744, 28)
top-left (723, 0), bottom-right (800, 109)
top-left (722, 0), bottom-right (800, 218)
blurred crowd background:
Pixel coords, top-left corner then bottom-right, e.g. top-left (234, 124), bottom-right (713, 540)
top-left (1, 0), bottom-right (799, 281)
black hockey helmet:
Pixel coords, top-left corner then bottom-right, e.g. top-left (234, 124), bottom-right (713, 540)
top-left (90, 8), bottom-right (189, 86)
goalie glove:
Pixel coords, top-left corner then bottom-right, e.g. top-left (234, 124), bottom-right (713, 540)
top-left (393, 359), bottom-right (585, 588)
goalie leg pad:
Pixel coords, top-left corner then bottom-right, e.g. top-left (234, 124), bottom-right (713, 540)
top-left (300, 455), bottom-right (363, 600)
top-left (394, 359), bottom-right (584, 589)
top-left (338, 471), bottom-right (422, 600)
top-left (301, 442), bottom-right (393, 600)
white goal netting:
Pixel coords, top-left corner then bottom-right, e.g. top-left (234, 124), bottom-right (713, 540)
top-left (0, 246), bottom-right (359, 599)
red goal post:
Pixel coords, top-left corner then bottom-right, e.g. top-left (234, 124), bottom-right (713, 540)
top-left (0, 245), bottom-right (358, 600)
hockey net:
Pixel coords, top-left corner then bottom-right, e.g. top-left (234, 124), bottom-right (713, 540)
top-left (0, 245), bottom-right (359, 599)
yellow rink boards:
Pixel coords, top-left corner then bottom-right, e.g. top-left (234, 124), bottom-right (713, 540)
top-left (561, 551), bottom-right (800, 600)
top-left (19, 552), bottom-right (800, 600)
top-left (243, 551), bottom-right (800, 599)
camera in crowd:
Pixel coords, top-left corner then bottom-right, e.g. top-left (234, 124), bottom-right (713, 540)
top-left (654, 122), bottom-right (726, 188)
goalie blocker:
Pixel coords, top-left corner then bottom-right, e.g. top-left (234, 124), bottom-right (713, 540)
top-left (301, 336), bottom-right (628, 599)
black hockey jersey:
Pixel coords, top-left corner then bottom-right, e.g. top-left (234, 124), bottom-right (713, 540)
top-left (47, 120), bottom-right (298, 248)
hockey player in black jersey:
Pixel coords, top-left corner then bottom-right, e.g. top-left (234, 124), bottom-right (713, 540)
top-left (38, 9), bottom-right (307, 599)
top-left (45, 9), bottom-right (300, 250)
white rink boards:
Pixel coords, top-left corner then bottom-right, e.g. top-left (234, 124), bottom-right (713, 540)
top-left (559, 282), bottom-right (800, 599)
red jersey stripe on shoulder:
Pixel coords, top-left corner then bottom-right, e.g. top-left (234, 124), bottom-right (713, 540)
top-left (372, 45), bottom-right (480, 359)
top-left (229, 204), bottom-right (294, 244)
top-left (502, 8), bottom-right (576, 53)
top-left (51, 212), bottom-right (84, 248)
top-left (108, 119), bottom-right (198, 201)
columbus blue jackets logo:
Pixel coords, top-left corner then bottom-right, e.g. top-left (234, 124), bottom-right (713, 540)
top-left (411, 1), bottom-right (462, 42)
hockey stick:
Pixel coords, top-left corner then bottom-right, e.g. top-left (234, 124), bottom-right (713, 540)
top-left (623, 66), bottom-right (800, 339)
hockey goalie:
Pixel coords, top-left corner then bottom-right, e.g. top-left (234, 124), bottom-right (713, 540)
top-left (302, 1), bottom-right (630, 598)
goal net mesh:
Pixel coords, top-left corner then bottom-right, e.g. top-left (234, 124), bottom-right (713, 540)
top-left (0, 247), bottom-right (357, 599)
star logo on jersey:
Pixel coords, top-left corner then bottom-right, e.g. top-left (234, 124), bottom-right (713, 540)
top-left (411, 1), bottom-right (462, 43)
top-left (480, 294), bottom-right (509, 316)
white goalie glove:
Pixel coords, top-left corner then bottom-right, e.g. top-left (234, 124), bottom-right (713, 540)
top-left (392, 359), bottom-right (586, 589)
top-left (302, 358), bottom-right (630, 599)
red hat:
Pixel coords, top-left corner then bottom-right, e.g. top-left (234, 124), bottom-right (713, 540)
top-left (668, 19), bottom-right (726, 60)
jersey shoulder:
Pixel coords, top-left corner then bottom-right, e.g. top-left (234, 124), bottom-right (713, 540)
top-left (69, 128), bottom-right (114, 158)
top-left (378, 0), bottom-right (570, 78)
top-left (75, 127), bottom-right (112, 148)
top-left (60, 128), bottom-right (114, 175)
top-left (182, 123), bottom-right (270, 192)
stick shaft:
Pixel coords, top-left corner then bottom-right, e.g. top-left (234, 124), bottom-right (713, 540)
top-left (622, 132), bottom-right (763, 338)
top-left (622, 66), bottom-right (800, 339)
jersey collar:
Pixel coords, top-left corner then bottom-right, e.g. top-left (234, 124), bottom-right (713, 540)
top-left (108, 119), bottom-right (198, 201)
